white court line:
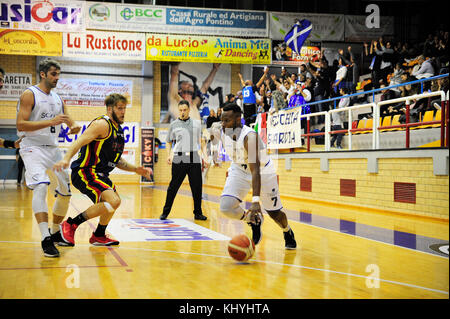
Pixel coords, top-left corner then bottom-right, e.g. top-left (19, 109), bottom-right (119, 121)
top-left (154, 187), bottom-right (450, 259)
top-left (0, 240), bottom-right (448, 296)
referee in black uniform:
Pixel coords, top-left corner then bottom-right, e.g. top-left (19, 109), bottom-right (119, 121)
top-left (160, 100), bottom-right (208, 221)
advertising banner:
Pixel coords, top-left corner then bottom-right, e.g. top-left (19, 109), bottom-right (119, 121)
top-left (54, 78), bottom-right (133, 107)
top-left (269, 12), bottom-right (345, 42)
top-left (63, 30), bottom-right (145, 60)
top-left (58, 121), bottom-right (139, 148)
top-left (146, 33), bottom-right (271, 65)
top-left (0, 29), bottom-right (62, 55)
top-left (266, 108), bottom-right (302, 149)
top-left (0, 73), bottom-right (32, 100)
top-left (0, 0), bottom-right (85, 32)
top-left (85, 2), bottom-right (268, 37)
top-left (164, 7), bottom-right (268, 37)
top-left (344, 15), bottom-right (394, 42)
top-left (140, 127), bottom-right (154, 183)
top-left (272, 40), bottom-right (321, 66)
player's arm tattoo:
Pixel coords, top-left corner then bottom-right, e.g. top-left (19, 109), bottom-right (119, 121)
top-left (116, 158), bottom-right (136, 172)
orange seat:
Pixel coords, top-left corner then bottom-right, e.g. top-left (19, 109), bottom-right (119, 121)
top-left (352, 119), bottom-right (366, 134)
top-left (431, 109), bottom-right (442, 128)
top-left (359, 118), bottom-right (373, 134)
top-left (411, 110), bottom-right (434, 130)
top-left (379, 116), bottom-right (392, 132)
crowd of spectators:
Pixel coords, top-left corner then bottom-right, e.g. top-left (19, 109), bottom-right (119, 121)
top-left (369, 29), bottom-right (449, 122)
top-left (203, 28), bottom-right (448, 128)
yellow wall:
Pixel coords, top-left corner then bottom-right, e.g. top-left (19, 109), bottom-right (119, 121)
top-left (202, 157), bottom-right (449, 220)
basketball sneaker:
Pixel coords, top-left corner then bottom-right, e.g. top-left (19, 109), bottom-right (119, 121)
top-left (194, 213), bottom-right (207, 220)
top-left (284, 229), bottom-right (297, 250)
top-left (89, 233), bottom-right (120, 246)
top-left (248, 212), bottom-right (263, 245)
top-left (60, 218), bottom-right (78, 246)
top-left (41, 236), bottom-right (60, 258)
top-left (50, 228), bottom-right (74, 247)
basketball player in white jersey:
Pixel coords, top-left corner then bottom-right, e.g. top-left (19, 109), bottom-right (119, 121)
top-left (16, 59), bottom-right (81, 258)
top-left (210, 103), bottom-right (296, 249)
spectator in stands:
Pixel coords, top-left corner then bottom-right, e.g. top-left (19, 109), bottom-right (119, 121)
top-left (279, 67), bottom-right (288, 82)
top-left (238, 67), bottom-right (268, 125)
top-left (307, 58), bottom-right (333, 124)
top-left (206, 108), bottom-right (220, 129)
top-left (430, 74), bottom-right (449, 110)
top-left (234, 90), bottom-right (243, 111)
top-left (269, 90), bottom-right (286, 114)
top-left (270, 74), bottom-right (295, 97)
top-left (223, 93), bottom-right (235, 105)
top-left (332, 57), bottom-right (348, 95)
top-left (347, 46), bottom-right (359, 89)
top-left (364, 40), bottom-right (382, 89)
top-left (260, 88), bottom-right (272, 113)
top-left (288, 80), bottom-right (312, 110)
top-left (381, 63), bottom-right (406, 106)
top-left (411, 55), bottom-right (435, 79)
top-left (338, 47), bottom-right (357, 91)
top-left (330, 87), bottom-right (350, 149)
top-left (298, 63), bottom-right (312, 80)
top-left (375, 37), bottom-right (395, 86)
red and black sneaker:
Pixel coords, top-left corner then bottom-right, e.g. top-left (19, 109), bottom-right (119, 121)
top-left (60, 218), bottom-right (78, 246)
top-left (89, 233), bottom-right (120, 246)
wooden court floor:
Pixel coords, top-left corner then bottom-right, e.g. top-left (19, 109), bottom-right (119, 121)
top-left (0, 182), bottom-right (448, 299)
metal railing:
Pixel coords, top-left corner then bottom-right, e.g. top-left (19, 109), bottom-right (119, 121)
top-left (298, 91), bottom-right (448, 151)
top-left (279, 73), bottom-right (449, 152)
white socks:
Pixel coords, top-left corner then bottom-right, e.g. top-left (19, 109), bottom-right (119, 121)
top-left (38, 222), bottom-right (51, 240)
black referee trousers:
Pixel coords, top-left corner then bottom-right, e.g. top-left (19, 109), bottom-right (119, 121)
top-left (162, 152), bottom-right (203, 216)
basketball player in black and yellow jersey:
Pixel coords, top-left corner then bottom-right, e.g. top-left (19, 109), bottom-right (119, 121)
top-left (53, 93), bottom-right (152, 246)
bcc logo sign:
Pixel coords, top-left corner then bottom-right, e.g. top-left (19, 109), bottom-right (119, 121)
top-left (119, 7), bottom-right (163, 21)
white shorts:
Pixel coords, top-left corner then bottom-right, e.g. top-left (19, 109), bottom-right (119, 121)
top-left (221, 165), bottom-right (282, 212)
top-left (19, 145), bottom-right (71, 196)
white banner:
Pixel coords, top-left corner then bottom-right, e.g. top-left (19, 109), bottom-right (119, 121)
top-left (58, 121), bottom-right (139, 148)
top-left (269, 12), bottom-right (345, 42)
top-left (344, 15), bottom-right (394, 42)
top-left (63, 30), bottom-right (145, 60)
top-left (266, 108), bottom-right (302, 149)
top-left (54, 78), bottom-right (133, 107)
top-left (0, 73), bottom-right (32, 100)
top-left (0, 0), bottom-right (85, 32)
top-left (85, 2), bottom-right (268, 37)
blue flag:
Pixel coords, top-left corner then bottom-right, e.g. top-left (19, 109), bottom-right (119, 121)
top-left (284, 19), bottom-right (312, 54)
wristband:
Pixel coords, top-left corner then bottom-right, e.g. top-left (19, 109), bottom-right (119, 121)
top-left (252, 196), bottom-right (260, 203)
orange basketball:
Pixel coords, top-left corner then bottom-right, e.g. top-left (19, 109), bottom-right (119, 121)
top-left (227, 234), bottom-right (255, 262)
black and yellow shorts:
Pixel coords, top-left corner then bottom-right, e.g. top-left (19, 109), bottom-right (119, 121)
top-left (71, 168), bottom-right (116, 204)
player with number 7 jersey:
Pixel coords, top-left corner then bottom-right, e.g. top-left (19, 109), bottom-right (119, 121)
top-left (209, 103), bottom-right (297, 249)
